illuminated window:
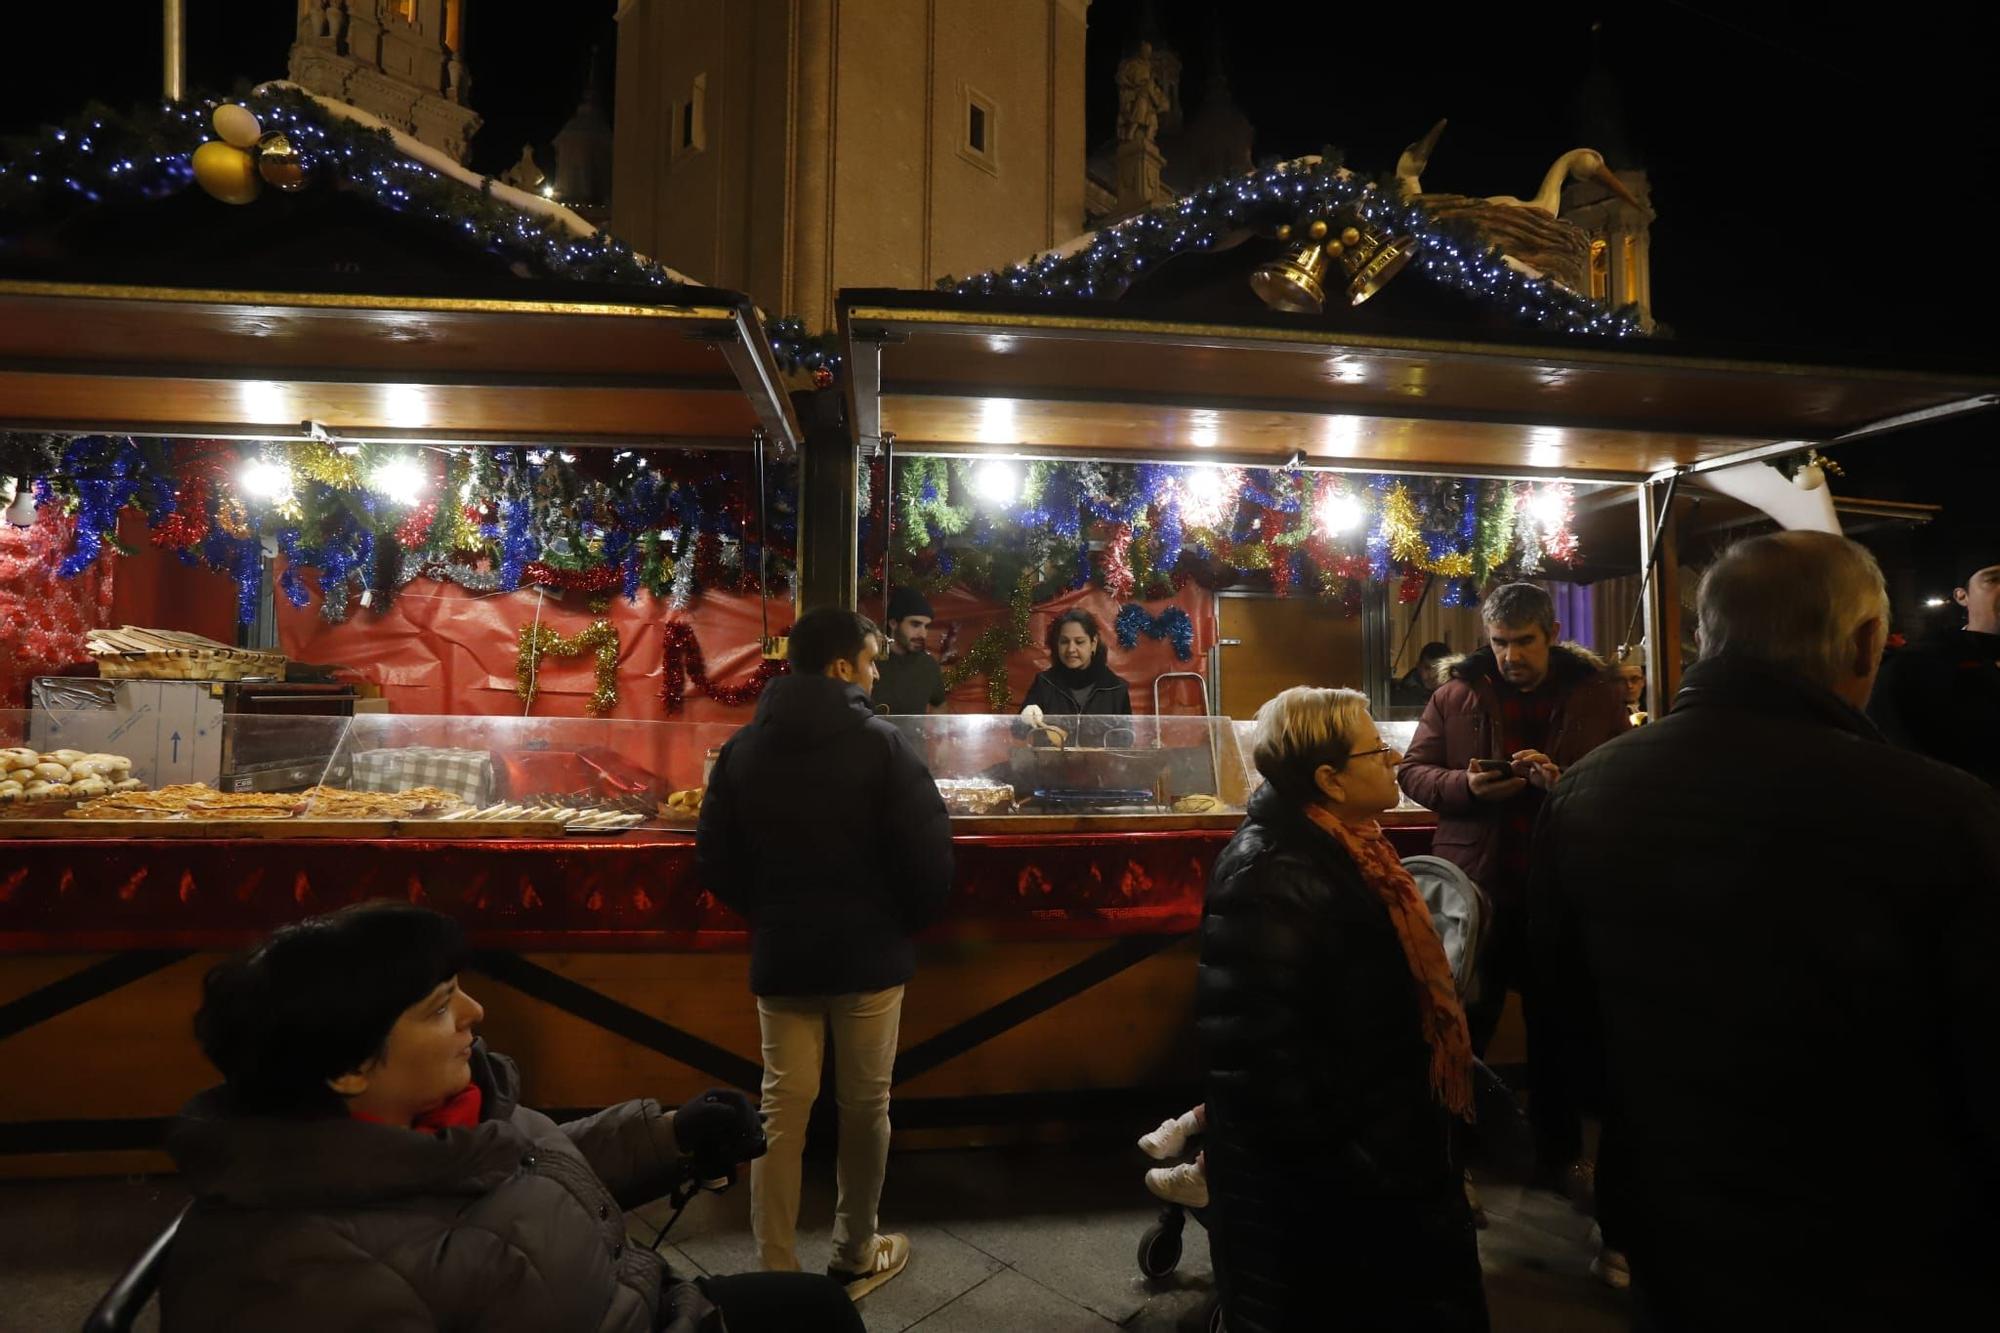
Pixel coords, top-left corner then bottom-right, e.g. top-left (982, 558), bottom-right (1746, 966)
top-left (1621, 235), bottom-right (1638, 304)
top-left (444, 0), bottom-right (462, 49)
top-left (1588, 239), bottom-right (1609, 302)
top-left (395, 0), bottom-right (416, 22)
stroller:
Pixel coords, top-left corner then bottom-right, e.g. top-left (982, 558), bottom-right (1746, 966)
top-left (1131, 855), bottom-right (1493, 1328)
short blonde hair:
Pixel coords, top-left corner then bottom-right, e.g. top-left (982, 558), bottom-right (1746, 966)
top-left (1250, 686), bottom-right (1374, 801)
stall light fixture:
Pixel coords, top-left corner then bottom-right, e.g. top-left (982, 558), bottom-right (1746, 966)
top-left (972, 457), bottom-right (1022, 506)
top-left (369, 456), bottom-right (428, 505)
top-left (1527, 486), bottom-right (1569, 528)
top-left (1180, 465), bottom-right (1232, 528)
top-left (1317, 491), bottom-right (1366, 537)
top-left (238, 458), bottom-right (293, 502)
top-left (1925, 596), bottom-right (1948, 607)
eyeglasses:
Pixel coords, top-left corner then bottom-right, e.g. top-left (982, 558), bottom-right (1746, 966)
top-left (1346, 744), bottom-right (1396, 762)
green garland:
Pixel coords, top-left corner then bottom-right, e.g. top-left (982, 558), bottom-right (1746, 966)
top-left (941, 571), bottom-right (1036, 710)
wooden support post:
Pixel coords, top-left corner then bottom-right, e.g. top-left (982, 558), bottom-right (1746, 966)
top-left (793, 386), bottom-right (858, 611)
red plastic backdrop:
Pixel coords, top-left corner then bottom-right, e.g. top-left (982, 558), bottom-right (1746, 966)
top-left (277, 575), bottom-right (792, 723)
top-left (0, 515), bottom-right (115, 709)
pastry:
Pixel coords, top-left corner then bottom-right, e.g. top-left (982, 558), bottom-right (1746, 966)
top-left (46, 749), bottom-right (84, 764)
top-left (113, 777), bottom-right (145, 792)
top-left (1172, 794), bottom-right (1224, 814)
top-left (31, 762), bottom-right (70, 782)
top-left (0, 747), bottom-right (36, 767)
top-left (69, 776), bottom-right (111, 797)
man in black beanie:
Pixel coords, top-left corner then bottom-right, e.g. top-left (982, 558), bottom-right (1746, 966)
top-left (873, 587), bottom-right (947, 716)
top-left (1870, 534), bottom-right (2000, 786)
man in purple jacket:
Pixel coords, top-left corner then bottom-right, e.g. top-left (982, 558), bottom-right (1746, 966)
top-left (1397, 582), bottom-right (1628, 1054)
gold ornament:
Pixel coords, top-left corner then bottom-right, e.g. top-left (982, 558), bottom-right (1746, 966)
top-left (192, 140), bottom-right (260, 205)
top-left (255, 131), bottom-right (307, 191)
top-left (1323, 240), bottom-right (1344, 257)
top-left (1326, 220), bottom-right (1416, 306)
top-left (1308, 219), bottom-right (1329, 240)
top-left (216, 497), bottom-right (252, 539)
top-left (290, 443), bottom-right (364, 490)
top-left (1274, 223), bottom-right (1293, 241)
top-left (1340, 226), bottom-right (1362, 247)
top-left (517, 619), bottom-right (622, 716)
top-left (1249, 243), bottom-right (1332, 314)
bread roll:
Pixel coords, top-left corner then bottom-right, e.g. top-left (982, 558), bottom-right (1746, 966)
top-left (46, 749), bottom-right (84, 764)
top-left (32, 762), bottom-right (71, 782)
top-left (0, 747), bottom-right (36, 767)
top-left (113, 777), bottom-right (146, 792)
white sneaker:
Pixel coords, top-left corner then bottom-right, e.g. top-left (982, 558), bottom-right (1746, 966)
top-left (1590, 1244), bottom-right (1631, 1290)
top-left (828, 1232), bottom-right (910, 1302)
top-left (1138, 1110), bottom-right (1201, 1160)
top-left (1145, 1161), bottom-right (1209, 1208)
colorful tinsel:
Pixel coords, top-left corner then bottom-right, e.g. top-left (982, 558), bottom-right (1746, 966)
top-left (660, 619), bottom-right (790, 713)
top-left (941, 573), bottom-right (1036, 710)
top-left (516, 618), bottom-right (621, 716)
top-left (1113, 603), bottom-right (1196, 661)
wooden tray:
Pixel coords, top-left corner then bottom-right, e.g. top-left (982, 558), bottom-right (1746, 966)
top-left (0, 817), bottom-right (569, 841)
top-left (0, 797), bottom-right (84, 820)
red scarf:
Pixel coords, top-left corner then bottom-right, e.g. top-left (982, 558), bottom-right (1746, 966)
top-left (1303, 804), bottom-right (1476, 1121)
top-left (351, 1082), bottom-right (484, 1132)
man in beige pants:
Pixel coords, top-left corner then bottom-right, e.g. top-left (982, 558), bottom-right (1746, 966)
top-left (696, 608), bottom-right (954, 1301)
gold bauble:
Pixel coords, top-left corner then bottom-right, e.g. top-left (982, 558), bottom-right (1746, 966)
top-left (1274, 224), bottom-right (1293, 241)
top-left (1340, 226), bottom-right (1362, 247)
top-left (192, 141), bottom-right (261, 205)
top-left (1323, 240), bottom-right (1344, 257)
top-left (255, 131), bottom-right (307, 191)
top-left (1308, 220), bottom-right (1329, 240)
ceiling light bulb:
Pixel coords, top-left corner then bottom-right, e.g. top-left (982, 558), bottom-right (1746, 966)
top-left (369, 456), bottom-right (428, 505)
top-left (973, 458), bottom-right (1022, 506)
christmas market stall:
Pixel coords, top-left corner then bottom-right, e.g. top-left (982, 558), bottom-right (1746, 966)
top-left (0, 87), bottom-right (829, 1175)
top-left (826, 152), bottom-right (1998, 1112)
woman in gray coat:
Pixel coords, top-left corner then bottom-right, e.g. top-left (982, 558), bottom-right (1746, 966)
top-left (162, 901), bottom-right (862, 1333)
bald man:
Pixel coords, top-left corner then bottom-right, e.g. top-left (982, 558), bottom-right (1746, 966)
top-left (1526, 532), bottom-right (2000, 1331)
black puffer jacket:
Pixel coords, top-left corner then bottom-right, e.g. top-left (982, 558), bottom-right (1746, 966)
top-left (1529, 655), bottom-right (2000, 1329)
top-left (162, 1045), bottom-right (715, 1332)
top-left (1868, 626), bottom-right (2000, 787)
top-left (697, 673), bottom-right (953, 996)
top-left (1197, 784), bottom-right (1487, 1333)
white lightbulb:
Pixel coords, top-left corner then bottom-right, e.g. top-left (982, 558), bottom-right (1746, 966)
top-left (1924, 597), bottom-right (1947, 608)
top-left (5, 480), bottom-right (36, 527)
top-left (973, 458), bottom-right (1021, 506)
top-left (239, 459), bottom-right (294, 502)
top-left (369, 457), bottom-right (428, 506)
top-left (1528, 487), bottom-right (1568, 529)
top-left (1180, 466), bottom-right (1233, 529)
top-left (1317, 491), bottom-right (1366, 537)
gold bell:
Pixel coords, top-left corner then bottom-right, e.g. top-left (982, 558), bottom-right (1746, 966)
top-left (1328, 223), bottom-right (1417, 305)
top-left (1250, 243), bottom-right (1332, 314)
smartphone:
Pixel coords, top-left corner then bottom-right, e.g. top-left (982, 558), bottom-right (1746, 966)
top-left (1473, 759), bottom-right (1514, 775)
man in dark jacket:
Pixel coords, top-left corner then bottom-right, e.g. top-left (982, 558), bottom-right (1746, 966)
top-left (873, 586), bottom-right (948, 716)
top-left (1398, 582), bottom-right (1628, 1050)
top-left (1528, 532), bottom-right (2000, 1330)
top-left (696, 606), bottom-right (953, 1298)
top-left (1869, 537), bottom-right (2000, 786)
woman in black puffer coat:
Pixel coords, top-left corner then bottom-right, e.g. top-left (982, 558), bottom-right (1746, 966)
top-left (1199, 687), bottom-right (1487, 1333)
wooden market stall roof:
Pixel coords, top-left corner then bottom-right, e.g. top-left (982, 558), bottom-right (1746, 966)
top-left (838, 291), bottom-right (2000, 483)
top-left (0, 277), bottom-right (802, 450)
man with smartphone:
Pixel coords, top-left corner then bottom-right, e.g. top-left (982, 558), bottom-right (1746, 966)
top-left (1397, 582), bottom-right (1628, 1054)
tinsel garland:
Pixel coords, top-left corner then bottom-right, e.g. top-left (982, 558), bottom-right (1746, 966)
top-left (517, 618), bottom-right (621, 716)
top-left (1114, 604), bottom-right (1196, 661)
top-left (941, 573), bottom-right (1035, 710)
top-left (660, 619), bottom-right (789, 713)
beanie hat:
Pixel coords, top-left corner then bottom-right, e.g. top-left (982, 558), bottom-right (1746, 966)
top-left (886, 586), bottom-right (934, 622)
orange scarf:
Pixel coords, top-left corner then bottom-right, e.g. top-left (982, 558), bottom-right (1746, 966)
top-left (1303, 804), bottom-right (1476, 1121)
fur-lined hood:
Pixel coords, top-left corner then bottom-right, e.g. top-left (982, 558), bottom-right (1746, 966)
top-left (1443, 641), bottom-right (1612, 688)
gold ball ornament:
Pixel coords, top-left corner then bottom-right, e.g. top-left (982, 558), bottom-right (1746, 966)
top-left (1308, 220), bottom-right (1329, 240)
top-left (212, 104), bottom-right (263, 150)
top-left (192, 140), bottom-right (261, 205)
top-left (255, 132), bottom-right (307, 191)
top-left (1323, 240), bottom-right (1344, 257)
top-left (1340, 226), bottom-right (1362, 247)
top-left (1274, 224), bottom-right (1293, 241)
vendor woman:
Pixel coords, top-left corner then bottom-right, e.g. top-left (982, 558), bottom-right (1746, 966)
top-left (1019, 610), bottom-right (1132, 720)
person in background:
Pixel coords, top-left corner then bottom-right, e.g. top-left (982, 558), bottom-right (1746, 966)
top-left (873, 586), bottom-right (948, 716)
top-left (1529, 532), bottom-right (2000, 1330)
top-left (1869, 535), bottom-right (2000, 786)
top-left (1392, 641), bottom-right (1454, 708)
top-left (1618, 662), bottom-right (1648, 725)
top-left (1199, 686), bottom-right (1487, 1333)
top-left (697, 607), bottom-right (953, 1301)
top-left (1397, 583), bottom-right (1627, 1055)
top-left (1020, 609), bottom-right (1132, 719)
top-left (161, 901), bottom-right (863, 1333)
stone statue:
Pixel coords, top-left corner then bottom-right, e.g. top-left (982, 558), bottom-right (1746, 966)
top-left (1116, 42), bottom-right (1168, 146)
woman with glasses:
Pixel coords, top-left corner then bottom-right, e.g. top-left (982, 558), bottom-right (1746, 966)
top-left (1197, 686), bottom-right (1488, 1332)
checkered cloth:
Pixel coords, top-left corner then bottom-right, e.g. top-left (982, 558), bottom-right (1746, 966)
top-left (349, 747), bottom-right (495, 806)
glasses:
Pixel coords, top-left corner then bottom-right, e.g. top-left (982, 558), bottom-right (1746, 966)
top-left (1346, 744), bottom-right (1396, 763)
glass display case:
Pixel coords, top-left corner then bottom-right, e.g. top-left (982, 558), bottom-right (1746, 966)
top-left (1, 707), bottom-right (737, 835)
top-left (1228, 716), bottom-right (1432, 816)
top-left (891, 713), bottom-right (1254, 823)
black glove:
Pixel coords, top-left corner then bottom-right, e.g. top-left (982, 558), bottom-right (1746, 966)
top-left (671, 1089), bottom-right (762, 1172)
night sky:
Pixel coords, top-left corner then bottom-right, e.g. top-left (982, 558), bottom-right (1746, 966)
top-left (3, 2), bottom-right (1993, 542)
